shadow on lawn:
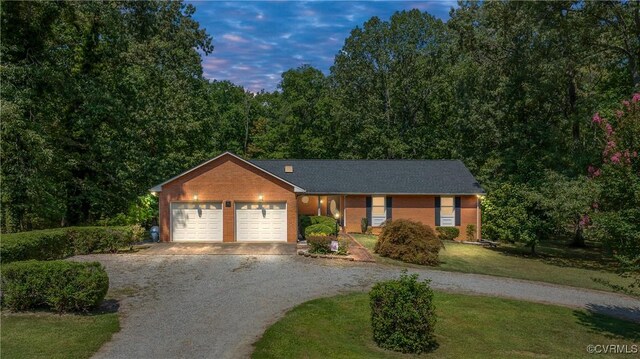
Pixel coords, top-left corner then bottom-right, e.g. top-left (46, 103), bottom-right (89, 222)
top-left (574, 304), bottom-right (640, 341)
top-left (97, 299), bottom-right (120, 314)
top-left (488, 241), bottom-right (618, 272)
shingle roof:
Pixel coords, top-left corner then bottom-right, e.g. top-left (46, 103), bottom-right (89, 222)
top-left (249, 159), bottom-right (485, 195)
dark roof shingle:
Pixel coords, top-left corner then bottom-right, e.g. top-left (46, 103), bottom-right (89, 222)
top-left (249, 159), bottom-right (484, 195)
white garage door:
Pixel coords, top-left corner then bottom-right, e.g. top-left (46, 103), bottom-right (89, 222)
top-left (171, 202), bottom-right (223, 242)
top-left (235, 202), bottom-right (287, 242)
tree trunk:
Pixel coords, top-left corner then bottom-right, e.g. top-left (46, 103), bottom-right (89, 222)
top-left (530, 242), bottom-right (536, 255)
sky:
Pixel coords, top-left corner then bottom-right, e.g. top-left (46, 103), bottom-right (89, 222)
top-left (187, 1), bottom-right (457, 92)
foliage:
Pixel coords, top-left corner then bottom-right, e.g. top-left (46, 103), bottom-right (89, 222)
top-left (304, 216), bottom-right (337, 236)
top-left (1, 1), bottom-right (213, 231)
top-left (304, 224), bottom-right (334, 237)
top-left (310, 215), bottom-right (338, 229)
top-left (1, 260), bottom-right (109, 312)
top-left (586, 95), bottom-right (640, 282)
top-left (369, 272), bottom-right (437, 353)
top-left (533, 171), bottom-right (598, 247)
top-left (97, 194), bottom-right (158, 227)
top-left (466, 224), bottom-right (476, 241)
top-left (337, 238), bottom-right (350, 255)
top-left (482, 183), bottom-right (545, 253)
top-left (298, 215), bottom-right (312, 238)
top-left (306, 235), bottom-right (333, 254)
top-left (361, 217), bottom-right (368, 234)
top-left (0, 229), bottom-right (70, 263)
top-left (435, 227), bottom-right (460, 241)
top-left (0, 226), bottom-right (141, 263)
top-left (375, 219), bottom-right (442, 265)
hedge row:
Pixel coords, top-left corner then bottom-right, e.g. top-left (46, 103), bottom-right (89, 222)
top-left (0, 225), bottom-right (144, 263)
top-left (1, 260), bottom-right (109, 312)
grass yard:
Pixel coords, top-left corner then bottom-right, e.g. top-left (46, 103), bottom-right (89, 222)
top-left (1, 311), bottom-right (119, 359)
top-left (353, 234), bottom-right (639, 296)
top-left (252, 292), bottom-right (640, 359)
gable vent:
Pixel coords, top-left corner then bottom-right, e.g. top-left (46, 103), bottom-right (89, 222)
top-left (284, 165), bottom-right (294, 173)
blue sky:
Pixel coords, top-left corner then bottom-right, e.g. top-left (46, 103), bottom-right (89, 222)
top-left (188, 1), bottom-right (457, 92)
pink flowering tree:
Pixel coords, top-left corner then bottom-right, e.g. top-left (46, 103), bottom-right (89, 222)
top-left (587, 94), bottom-right (640, 281)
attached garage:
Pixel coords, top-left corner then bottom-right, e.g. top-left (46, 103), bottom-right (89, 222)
top-left (235, 202), bottom-right (287, 242)
top-left (171, 202), bottom-right (223, 242)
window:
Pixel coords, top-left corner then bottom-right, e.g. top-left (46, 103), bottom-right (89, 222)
top-left (440, 197), bottom-right (455, 227)
top-left (372, 196), bottom-right (386, 226)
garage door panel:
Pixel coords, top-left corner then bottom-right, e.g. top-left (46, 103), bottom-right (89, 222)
top-left (171, 202), bottom-right (223, 242)
top-left (235, 202), bottom-right (287, 242)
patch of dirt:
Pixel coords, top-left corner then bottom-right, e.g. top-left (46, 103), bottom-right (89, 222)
top-left (232, 256), bottom-right (258, 272)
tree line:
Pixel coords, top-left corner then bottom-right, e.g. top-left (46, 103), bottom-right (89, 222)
top-left (2, 1), bottom-right (638, 270)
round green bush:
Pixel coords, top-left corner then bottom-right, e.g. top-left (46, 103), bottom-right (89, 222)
top-left (370, 272), bottom-right (437, 353)
top-left (375, 219), bottom-right (442, 265)
top-left (310, 215), bottom-right (337, 229)
top-left (304, 223), bottom-right (335, 237)
top-left (1, 260), bottom-right (109, 313)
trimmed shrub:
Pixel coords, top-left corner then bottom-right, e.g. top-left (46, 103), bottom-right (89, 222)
top-left (375, 219), bottom-right (442, 265)
top-left (0, 229), bottom-right (71, 263)
top-left (1, 225), bottom-right (142, 263)
top-left (304, 223), bottom-right (335, 237)
top-left (1, 260), bottom-right (109, 313)
top-left (310, 216), bottom-right (338, 233)
top-left (361, 217), bottom-right (368, 234)
top-left (299, 215), bottom-right (312, 238)
top-left (307, 235), bottom-right (334, 254)
top-left (435, 226), bottom-right (460, 241)
top-left (370, 272), bottom-right (437, 353)
top-left (466, 224), bottom-right (477, 241)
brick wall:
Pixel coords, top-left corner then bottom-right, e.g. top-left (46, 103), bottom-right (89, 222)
top-left (344, 195), bottom-right (480, 240)
top-left (158, 155), bottom-right (297, 243)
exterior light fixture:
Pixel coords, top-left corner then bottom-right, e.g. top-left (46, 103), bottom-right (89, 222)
top-left (193, 194), bottom-right (198, 201)
top-left (334, 212), bottom-right (340, 235)
top-left (258, 194), bottom-right (264, 202)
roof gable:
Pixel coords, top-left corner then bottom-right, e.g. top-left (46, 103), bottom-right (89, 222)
top-left (149, 152), bottom-right (305, 193)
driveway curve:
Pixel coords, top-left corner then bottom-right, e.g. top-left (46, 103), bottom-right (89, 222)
top-left (73, 254), bottom-right (640, 359)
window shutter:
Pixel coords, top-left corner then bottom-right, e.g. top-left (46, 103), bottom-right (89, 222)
top-left (366, 196), bottom-right (372, 226)
top-left (435, 196), bottom-right (441, 226)
top-left (455, 196), bottom-right (461, 226)
top-left (386, 196), bottom-right (392, 221)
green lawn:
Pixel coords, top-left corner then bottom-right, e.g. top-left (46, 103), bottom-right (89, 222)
top-left (252, 292), bottom-right (640, 359)
top-left (353, 234), bottom-right (639, 296)
top-left (1, 312), bottom-right (119, 359)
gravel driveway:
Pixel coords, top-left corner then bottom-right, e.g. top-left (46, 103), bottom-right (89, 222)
top-left (74, 254), bottom-right (640, 359)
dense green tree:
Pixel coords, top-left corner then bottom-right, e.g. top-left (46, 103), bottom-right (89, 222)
top-left (1, 1), bottom-right (212, 230)
top-left (330, 9), bottom-right (450, 159)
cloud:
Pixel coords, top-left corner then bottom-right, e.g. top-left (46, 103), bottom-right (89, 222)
top-left (222, 33), bottom-right (249, 43)
top-left (188, 1), bottom-right (456, 92)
